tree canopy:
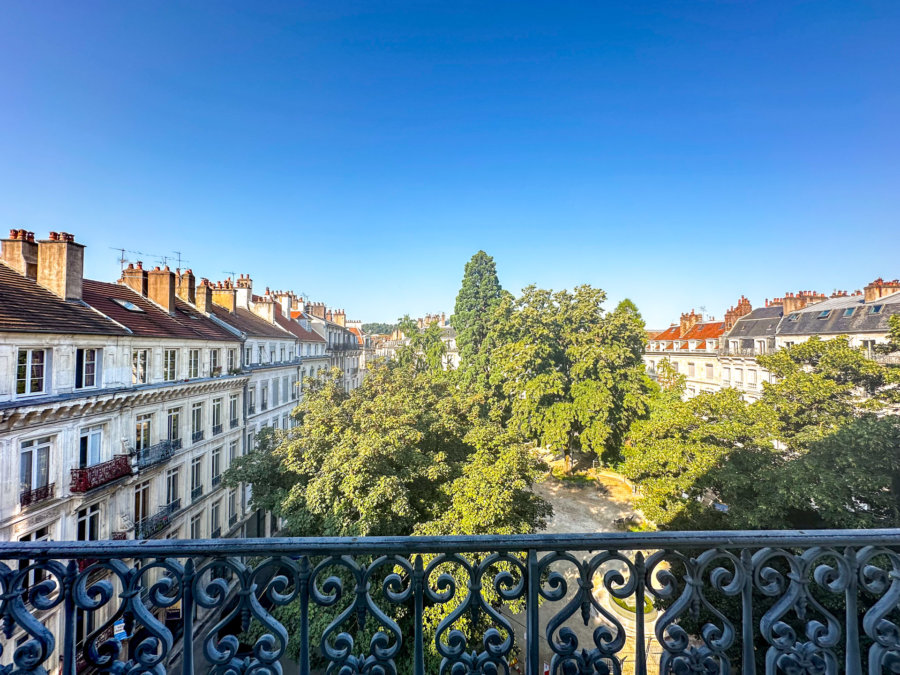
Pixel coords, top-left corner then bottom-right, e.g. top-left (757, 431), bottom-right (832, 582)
top-left (451, 251), bottom-right (505, 388)
top-left (361, 322), bottom-right (396, 335)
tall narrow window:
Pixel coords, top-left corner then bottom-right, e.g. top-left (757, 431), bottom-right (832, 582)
top-left (705, 363), bottom-right (714, 380)
top-left (229, 394), bottom-right (239, 426)
top-left (261, 383), bottom-right (268, 411)
top-left (228, 440), bottom-right (238, 465)
top-left (134, 480), bottom-right (151, 525)
top-left (227, 349), bottom-right (236, 372)
top-left (191, 457), bottom-right (203, 498)
top-left (210, 349), bottom-right (220, 374)
top-left (163, 349), bottom-right (177, 381)
top-left (212, 398), bottom-right (222, 434)
top-left (191, 514), bottom-right (202, 539)
top-left (75, 348), bottom-right (99, 389)
top-left (211, 447), bottom-right (221, 485)
top-left (167, 408), bottom-right (181, 444)
top-left (77, 504), bottom-right (101, 541)
top-left (248, 387), bottom-right (256, 414)
top-left (282, 376), bottom-right (289, 401)
top-left (280, 345), bottom-right (285, 362)
top-left (20, 437), bottom-right (51, 495)
top-left (79, 426), bottom-right (102, 468)
top-left (132, 349), bottom-right (148, 384)
top-left (166, 468), bottom-right (180, 507)
top-left (191, 403), bottom-right (203, 442)
top-left (188, 349), bottom-right (200, 378)
top-left (135, 414), bottom-right (152, 451)
top-left (16, 349), bottom-right (47, 395)
top-left (211, 501), bottom-right (221, 536)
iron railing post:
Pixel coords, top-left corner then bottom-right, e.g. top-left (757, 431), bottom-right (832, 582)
top-left (413, 554), bottom-right (425, 675)
top-left (526, 549), bottom-right (540, 675)
top-left (844, 547), bottom-right (862, 675)
top-left (182, 557), bottom-right (195, 675)
top-left (62, 560), bottom-right (77, 675)
top-left (741, 548), bottom-right (756, 674)
top-left (634, 551), bottom-right (647, 675)
top-left (299, 556), bottom-right (310, 675)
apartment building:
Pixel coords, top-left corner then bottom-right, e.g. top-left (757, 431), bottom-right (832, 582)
top-left (303, 302), bottom-right (364, 391)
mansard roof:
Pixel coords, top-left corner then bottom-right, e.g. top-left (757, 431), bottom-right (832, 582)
top-left (778, 291), bottom-right (900, 336)
top-left (0, 262), bottom-right (127, 336)
top-left (725, 305), bottom-right (783, 339)
top-left (209, 305), bottom-right (292, 340)
top-left (274, 310), bottom-right (325, 342)
top-left (83, 280), bottom-right (238, 341)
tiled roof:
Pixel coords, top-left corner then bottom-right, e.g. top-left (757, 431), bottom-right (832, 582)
top-left (778, 291), bottom-right (900, 336)
top-left (348, 326), bottom-right (365, 345)
top-left (0, 262), bottom-right (128, 336)
top-left (725, 305), bottom-right (783, 339)
top-left (274, 310), bottom-right (325, 342)
top-left (83, 281), bottom-right (238, 341)
top-left (209, 305), bottom-right (291, 339)
top-left (653, 325), bottom-right (681, 340)
top-left (683, 321), bottom-right (726, 340)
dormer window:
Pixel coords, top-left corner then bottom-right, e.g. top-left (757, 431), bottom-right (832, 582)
top-left (869, 305), bottom-right (884, 314)
top-left (111, 298), bottom-right (144, 312)
top-left (843, 308), bottom-right (855, 317)
top-left (817, 310), bottom-right (831, 319)
top-left (788, 313), bottom-right (800, 321)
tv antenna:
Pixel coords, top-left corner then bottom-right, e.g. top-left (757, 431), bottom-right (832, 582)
top-left (222, 270), bottom-right (237, 283)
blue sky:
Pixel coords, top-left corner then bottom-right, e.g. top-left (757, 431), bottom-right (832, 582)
top-left (1, 1), bottom-right (898, 327)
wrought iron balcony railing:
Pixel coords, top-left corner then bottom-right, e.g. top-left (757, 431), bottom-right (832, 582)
top-left (18, 482), bottom-right (55, 508)
top-left (229, 512), bottom-right (238, 527)
top-left (70, 455), bottom-right (132, 492)
top-left (2, 530), bottom-right (900, 675)
top-left (212, 423), bottom-right (223, 436)
top-left (192, 430), bottom-right (204, 443)
top-left (211, 473), bottom-right (222, 488)
top-left (247, 404), bottom-right (256, 415)
top-left (191, 485), bottom-right (204, 502)
top-left (133, 499), bottom-right (181, 539)
top-left (230, 418), bottom-right (239, 429)
top-left (135, 440), bottom-right (177, 470)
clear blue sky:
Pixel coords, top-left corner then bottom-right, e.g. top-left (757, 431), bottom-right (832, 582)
top-left (1, 2), bottom-right (898, 327)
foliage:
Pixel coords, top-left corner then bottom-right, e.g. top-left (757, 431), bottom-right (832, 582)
top-left (395, 315), bottom-right (447, 374)
top-left (487, 286), bottom-right (650, 467)
top-left (655, 357), bottom-right (685, 394)
top-left (361, 322), bottom-right (397, 335)
top-left (624, 336), bottom-right (900, 530)
top-left (451, 251), bottom-right (505, 390)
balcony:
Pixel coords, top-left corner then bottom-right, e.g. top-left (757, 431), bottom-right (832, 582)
top-left (134, 499), bottom-right (180, 539)
top-left (212, 423), bottom-right (223, 436)
top-left (210, 527), bottom-right (221, 539)
top-left (229, 512), bottom-right (238, 527)
top-left (70, 455), bottom-right (132, 492)
top-left (211, 473), bottom-right (222, 488)
top-left (230, 418), bottom-right (239, 429)
top-left (247, 404), bottom-right (256, 415)
top-left (19, 483), bottom-right (55, 508)
top-left (192, 430), bottom-right (204, 443)
top-left (191, 485), bottom-right (204, 502)
top-left (719, 346), bottom-right (760, 358)
top-left (136, 440), bottom-right (177, 470)
top-left (2, 529), bottom-right (898, 674)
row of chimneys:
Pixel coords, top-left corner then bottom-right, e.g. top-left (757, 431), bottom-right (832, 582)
top-left (2, 229), bottom-right (85, 301)
top-left (761, 279), bottom-right (900, 311)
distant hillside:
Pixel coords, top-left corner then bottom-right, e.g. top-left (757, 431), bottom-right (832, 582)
top-left (362, 322), bottom-right (396, 335)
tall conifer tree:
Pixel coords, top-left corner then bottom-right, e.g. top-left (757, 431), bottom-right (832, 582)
top-left (451, 251), bottom-right (503, 386)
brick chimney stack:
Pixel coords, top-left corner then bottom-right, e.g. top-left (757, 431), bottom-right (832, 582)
top-left (176, 268), bottom-right (195, 304)
top-left (1, 229), bottom-right (39, 279)
top-left (864, 278), bottom-right (900, 303)
top-left (196, 278), bottom-right (213, 314)
top-left (724, 296), bottom-right (752, 331)
top-left (235, 274), bottom-right (252, 308)
top-left (679, 309), bottom-right (701, 335)
top-left (37, 231), bottom-right (84, 301)
top-left (212, 278), bottom-right (237, 313)
top-left (334, 308), bottom-right (346, 327)
top-left (307, 301), bottom-right (326, 319)
top-left (252, 290), bottom-right (277, 323)
top-left (782, 290), bottom-right (827, 315)
top-left (147, 265), bottom-right (176, 314)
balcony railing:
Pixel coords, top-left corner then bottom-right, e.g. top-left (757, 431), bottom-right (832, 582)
top-left (718, 346), bottom-right (762, 357)
top-left (192, 430), bottom-right (204, 443)
top-left (248, 404), bottom-right (256, 415)
top-left (134, 499), bottom-right (181, 539)
top-left (229, 512), bottom-right (238, 527)
top-left (70, 455), bottom-right (132, 492)
top-left (191, 485), bottom-right (204, 502)
top-left (210, 527), bottom-right (221, 539)
top-left (19, 482), bottom-right (55, 508)
top-left (136, 440), bottom-right (177, 470)
top-left (230, 418), bottom-right (239, 429)
top-left (2, 530), bottom-right (900, 675)
top-left (212, 423), bottom-right (223, 436)
top-left (211, 473), bottom-right (222, 488)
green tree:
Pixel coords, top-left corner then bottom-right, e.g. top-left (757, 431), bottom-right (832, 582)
top-left (395, 315), bottom-right (447, 374)
top-left (451, 251), bottom-right (504, 388)
top-left (362, 322), bottom-right (396, 335)
top-left (487, 285), bottom-right (650, 469)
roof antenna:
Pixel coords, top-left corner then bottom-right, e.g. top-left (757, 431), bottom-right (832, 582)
top-left (222, 270), bottom-right (237, 283)
top-left (110, 247), bottom-right (128, 272)
top-left (173, 251), bottom-right (188, 269)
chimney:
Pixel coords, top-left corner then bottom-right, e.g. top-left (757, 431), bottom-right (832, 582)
top-left (147, 265), bottom-right (176, 314)
top-left (196, 278), bottom-right (214, 313)
top-left (277, 292), bottom-right (292, 318)
top-left (334, 308), bottom-right (346, 327)
top-left (212, 278), bottom-right (237, 313)
top-left (782, 290), bottom-right (826, 315)
top-left (724, 296), bottom-right (752, 331)
top-left (864, 278), bottom-right (900, 303)
top-left (307, 301), bottom-right (326, 319)
top-left (176, 268), bottom-right (196, 303)
top-left (235, 273), bottom-right (252, 308)
top-left (120, 261), bottom-right (148, 295)
top-left (253, 294), bottom-right (276, 324)
top-left (1, 229), bottom-right (39, 279)
top-left (37, 231), bottom-right (85, 301)
top-left (679, 309), bottom-right (701, 336)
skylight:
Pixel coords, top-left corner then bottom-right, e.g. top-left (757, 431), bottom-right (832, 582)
top-left (817, 310), bottom-right (831, 319)
top-left (869, 304), bottom-right (884, 314)
top-left (843, 308), bottom-right (855, 317)
top-left (788, 313), bottom-right (800, 321)
top-left (111, 298), bottom-right (145, 312)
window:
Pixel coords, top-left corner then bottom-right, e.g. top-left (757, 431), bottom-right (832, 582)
top-left (748, 370), bottom-right (757, 385)
top-left (843, 307), bottom-right (856, 317)
top-left (132, 349), bottom-right (148, 384)
top-left (134, 480), bottom-right (151, 525)
top-left (281, 414), bottom-right (288, 430)
top-left (245, 347), bottom-right (252, 365)
top-left (269, 346), bottom-right (276, 363)
top-left (75, 348), bottom-right (100, 389)
top-left (705, 363), bottom-right (714, 380)
top-left (77, 504), bottom-right (100, 541)
top-left (16, 349), bottom-right (47, 395)
top-left (228, 490), bottom-right (237, 522)
top-left (166, 468), bottom-right (180, 506)
top-left (258, 345), bottom-right (265, 363)
top-left (212, 398), bottom-right (222, 432)
top-left (190, 514), bottom-right (202, 539)
top-left (272, 379), bottom-right (279, 406)
top-left (788, 313), bottom-right (800, 321)
top-left (229, 440), bottom-right (238, 464)
top-left (282, 376), bottom-right (289, 401)
top-left (20, 437), bottom-right (51, 494)
top-left (210, 349), bottom-right (220, 373)
top-left (191, 403), bottom-right (203, 440)
top-left (135, 414), bottom-right (152, 451)
top-left (734, 368), bottom-right (743, 384)
top-left (188, 349), bottom-right (200, 378)
top-left (19, 526), bottom-right (50, 589)
top-left (79, 426), bottom-right (102, 468)
top-left (112, 297), bottom-right (145, 312)
top-left (227, 349), bottom-right (236, 372)
top-left (163, 349), bottom-right (177, 381)
top-left (246, 431), bottom-right (254, 454)
top-left (756, 340), bottom-right (766, 354)
top-left (817, 310), bottom-right (831, 319)
top-left (261, 383), bottom-right (268, 410)
top-left (211, 500), bottom-right (221, 535)
top-left (211, 447), bottom-right (221, 483)
top-left (869, 304), bottom-right (884, 314)
top-left (722, 367), bottom-right (731, 383)
top-left (671, 361), bottom-right (679, 373)
top-left (229, 394), bottom-right (239, 425)
top-left (191, 457), bottom-right (203, 494)
top-left (248, 387), bottom-right (256, 413)
top-left (687, 362), bottom-right (695, 377)
top-left (291, 377), bottom-right (298, 399)
top-left (167, 407), bottom-right (181, 443)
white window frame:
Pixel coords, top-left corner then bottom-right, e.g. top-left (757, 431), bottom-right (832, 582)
top-left (16, 348), bottom-right (48, 396)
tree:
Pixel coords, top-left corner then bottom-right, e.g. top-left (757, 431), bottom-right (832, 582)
top-left (362, 322), bottom-right (396, 335)
top-left (395, 315), bottom-right (447, 374)
top-left (487, 285), bottom-right (650, 469)
top-left (623, 336), bottom-right (900, 530)
top-left (451, 251), bottom-right (504, 388)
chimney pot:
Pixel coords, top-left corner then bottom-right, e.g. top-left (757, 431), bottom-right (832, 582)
top-left (36, 232), bottom-right (84, 300)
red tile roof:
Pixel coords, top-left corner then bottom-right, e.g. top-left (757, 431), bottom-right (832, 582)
top-left (83, 281), bottom-right (239, 341)
top-left (209, 305), bottom-right (290, 339)
top-left (0, 263), bottom-right (127, 336)
top-left (683, 321), bottom-right (726, 340)
top-left (348, 326), bottom-right (365, 345)
top-left (652, 325), bottom-right (681, 340)
top-left (275, 309), bottom-right (325, 342)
